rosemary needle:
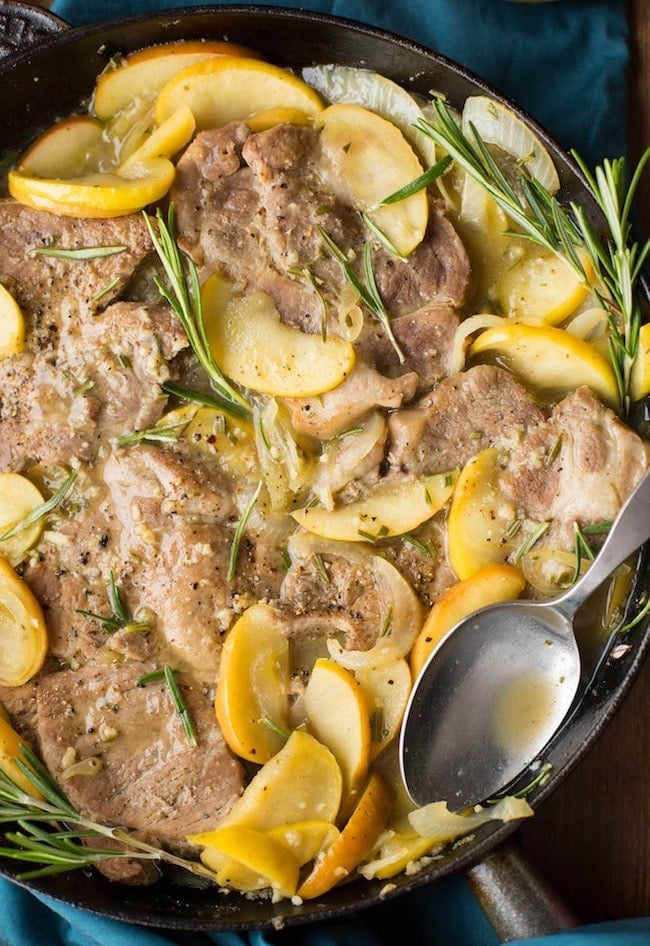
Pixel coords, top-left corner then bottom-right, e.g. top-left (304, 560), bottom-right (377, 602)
top-left (228, 481), bottom-right (262, 582)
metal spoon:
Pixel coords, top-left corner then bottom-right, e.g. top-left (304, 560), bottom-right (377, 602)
top-left (400, 469), bottom-right (650, 810)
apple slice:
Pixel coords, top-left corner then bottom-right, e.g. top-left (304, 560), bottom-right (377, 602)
top-left (494, 249), bottom-right (591, 325)
top-left (189, 824), bottom-right (300, 897)
top-left (215, 604), bottom-right (291, 764)
top-left (447, 448), bottom-right (516, 581)
top-left (318, 103), bottom-right (428, 256)
top-left (631, 322), bottom-right (650, 402)
top-left (94, 40), bottom-right (259, 120)
top-left (298, 771), bottom-right (392, 899)
top-left (155, 56), bottom-right (323, 129)
top-left (410, 563), bottom-right (526, 676)
top-left (304, 658), bottom-right (371, 818)
top-left (0, 715), bottom-right (44, 798)
top-left (119, 103), bottom-right (195, 168)
top-left (13, 116), bottom-right (107, 179)
top-left (291, 470), bottom-right (457, 542)
top-left (470, 322), bottom-right (619, 407)
top-left (220, 730), bottom-right (342, 830)
top-left (0, 556), bottom-right (48, 687)
top-left (9, 157), bottom-right (175, 218)
top-left (202, 273), bottom-right (355, 398)
top-left (0, 473), bottom-right (46, 567)
top-left (0, 284), bottom-right (25, 359)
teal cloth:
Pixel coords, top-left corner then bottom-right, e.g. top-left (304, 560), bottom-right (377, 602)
top-left (5, 2), bottom-right (638, 945)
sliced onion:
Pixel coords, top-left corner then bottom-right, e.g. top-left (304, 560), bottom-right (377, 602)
top-left (336, 283), bottom-right (364, 341)
top-left (462, 96), bottom-right (560, 194)
top-left (254, 398), bottom-right (313, 511)
top-left (564, 307), bottom-right (610, 357)
top-left (409, 794), bottom-right (533, 839)
top-left (287, 531), bottom-right (423, 657)
top-left (520, 548), bottom-right (580, 596)
top-left (449, 313), bottom-right (505, 374)
top-left (311, 411), bottom-right (386, 510)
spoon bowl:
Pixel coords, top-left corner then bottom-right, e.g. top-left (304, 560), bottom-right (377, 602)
top-left (400, 470), bottom-right (650, 810)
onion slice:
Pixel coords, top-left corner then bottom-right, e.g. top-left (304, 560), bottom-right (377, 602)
top-left (287, 532), bottom-right (423, 657)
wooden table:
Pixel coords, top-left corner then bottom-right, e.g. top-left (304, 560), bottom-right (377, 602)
top-left (519, 0), bottom-right (650, 923)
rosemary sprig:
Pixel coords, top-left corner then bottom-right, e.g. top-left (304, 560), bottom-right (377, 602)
top-left (0, 745), bottom-right (214, 880)
top-left (143, 206), bottom-right (251, 420)
top-left (372, 154), bottom-right (453, 208)
top-left (417, 99), bottom-right (650, 409)
top-left (163, 665), bottom-right (197, 748)
top-left (75, 571), bottom-right (150, 633)
top-left (29, 245), bottom-right (127, 261)
top-left (115, 416), bottom-right (192, 446)
top-left (0, 470), bottom-right (78, 543)
top-left (513, 521), bottom-right (550, 563)
top-left (227, 481), bottom-right (262, 581)
top-left (137, 667), bottom-right (196, 746)
top-left (161, 381), bottom-right (231, 412)
top-left (319, 226), bottom-right (405, 363)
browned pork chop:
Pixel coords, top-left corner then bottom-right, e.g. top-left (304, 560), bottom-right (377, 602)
top-left (171, 122), bottom-right (470, 353)
top-left (35, 662), bottom-right (244, 849)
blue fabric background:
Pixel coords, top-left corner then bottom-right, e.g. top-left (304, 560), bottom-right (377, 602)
top-left (3, 1), bottom-right (640, 944)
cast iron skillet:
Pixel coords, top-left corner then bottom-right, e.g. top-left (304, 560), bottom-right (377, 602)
top-left (0, 3), bottom-right (649, 936)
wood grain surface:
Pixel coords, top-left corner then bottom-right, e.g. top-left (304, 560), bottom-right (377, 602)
top-left (520, 0), bottom-right (650, 922)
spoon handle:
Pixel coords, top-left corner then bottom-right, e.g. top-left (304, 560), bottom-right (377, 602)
top-left (556, 470), bottom-right (650, 615)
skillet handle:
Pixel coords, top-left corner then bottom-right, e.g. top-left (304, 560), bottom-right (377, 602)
top-left (0, 1), bottom-right (67, 60)
top-left (466, 841), bottom-right (580, 943)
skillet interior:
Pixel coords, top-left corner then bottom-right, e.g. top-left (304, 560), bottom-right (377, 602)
top-left (0, 5), bottom-right (649, 931)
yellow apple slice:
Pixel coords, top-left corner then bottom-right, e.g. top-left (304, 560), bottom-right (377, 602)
top-left (94, 40), bottom-right (259, 120)
top-left (168, 404), bottom-right (256, 475)
top-left (359, 828), bottom-right (438, 880)
top-left (119, 103), bottom-right (195, 168)
top-left (0, 473), bottom-right (46, 567)
top-left (190, 824), bottom-right (300, 897)
top-left (13, 116), bottom-right (107, 179)
top-left (268, 820), bottom-right (340, 867)
top-left (410, 564), bottom-right (526, 677)
top-left (0, 284), bottom-right (25, 359)
top-left (318, 103), bottom-right (428, 256)
top-left (0, 556), bottom-right (48, 687)
top-left (220, 730), bottom-right (342, 830)
top-left (447, 448), bottom-right (516, 581)
top-left (304, 658), bottom-right (371, 818)
top-left (9, 157), bottom-right (175, 219)
top-left (291, 470), bottom-right (457, 542)
top-left (215, 604), bottom-right (290, 764)
top-left (631, 322), bottom-right (650, 402)
top-left (351, 647), bottom-right (412, 759)
top-left (155, 56), bottom-right (323, 129)
top-left (494, 249), bottom-right (591, 325)
top-left (202, 273), bottom-right (355, 398)
top-left (298, 771), bottom-right (393, 899)
top-left (245, 106), bottom-right (312, 132)
top-left (0, 715), bottom-right (44, 798)
top-left (470, 322), bottom-right (620, 407)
